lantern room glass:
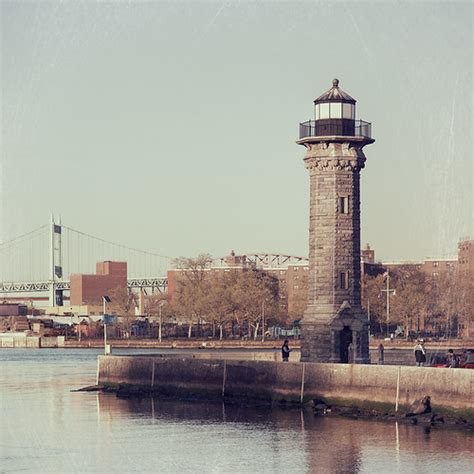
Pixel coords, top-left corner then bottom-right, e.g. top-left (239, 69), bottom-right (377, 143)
top-left (329, 103), bottom-right (342, 118)
top-left (315, 102), bottom-right (356, 120)
top-left (342, 103), bottom-right (355, 119)
top-left (318, 103), bottom-right (329, 119)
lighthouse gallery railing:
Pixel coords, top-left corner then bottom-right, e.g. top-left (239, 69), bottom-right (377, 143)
top-left (299, 119), bottom-right (372, 139)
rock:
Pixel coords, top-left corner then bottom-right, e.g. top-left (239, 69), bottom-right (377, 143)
top-left (430, 414), bottom-right (444, 424)
top-left (312, 398), bottom-right (326, 406)
top-left (314, 403), bottom-right (328, 410)
top-left (312, 398), bottom-right (331, 414)
top-left (73, 385), bottom-right (103, 392)
top-left (406, 396), bottom-right (431, 417)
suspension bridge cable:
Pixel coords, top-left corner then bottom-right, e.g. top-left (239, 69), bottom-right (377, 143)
top-left (62, 225), bottom-right (174, 261)
top-left (0, 224), bottom-right (48, 247)
top-left (0, 225), bottom-right (49, 252)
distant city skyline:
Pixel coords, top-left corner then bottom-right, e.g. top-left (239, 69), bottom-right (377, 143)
top-left (1, 1), bottom-right (472, 263)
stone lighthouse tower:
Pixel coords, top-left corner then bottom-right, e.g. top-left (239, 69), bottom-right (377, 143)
top-left (297, 79), bottom-right (374, 363)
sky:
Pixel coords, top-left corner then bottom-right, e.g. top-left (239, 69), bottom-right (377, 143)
top-left (1, 0), bottom-right (472, 272)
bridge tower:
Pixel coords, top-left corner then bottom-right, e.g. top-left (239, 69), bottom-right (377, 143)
top-left (49, 214), bottom-right (63, 306)
top-left (297, 79), bottom-right (374, 363)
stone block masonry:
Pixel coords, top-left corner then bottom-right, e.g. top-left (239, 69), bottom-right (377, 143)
top-left (300, 140), bottom-right (372, 363)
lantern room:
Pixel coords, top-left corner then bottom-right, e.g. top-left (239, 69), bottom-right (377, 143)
top-left (299, 79), bottom-right (371, 139)
top-left (314, 78), bottom-right (356, 135)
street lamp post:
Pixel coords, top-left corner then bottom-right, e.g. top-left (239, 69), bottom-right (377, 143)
top-left (386, 273), bottom-right (390, 338)
top-left (103, 295), bottom-right (111, 355)
top-left (381, 271), bottom-right (395, 339)
top-left (158, 300), bottom-right (165, 343)
top-left (367, 299), bottom-right (371, 339)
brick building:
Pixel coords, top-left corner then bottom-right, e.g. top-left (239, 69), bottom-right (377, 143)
top-left (421, 259), bottom-right (457, 279)
top-left (0, 303), bottom-right (28, 317)
top-left (70, 261), bottom-right (127, 306)
top-left (457, 239), bottom-right (474, 338)
top-left (458, 239), bottom-right (474, 276)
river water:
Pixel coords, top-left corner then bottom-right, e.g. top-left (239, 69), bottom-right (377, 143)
top-left (1, 349), bottom-right (472, 473)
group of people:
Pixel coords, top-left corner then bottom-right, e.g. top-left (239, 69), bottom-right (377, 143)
top-left (414, 340), bottom-right (460, 368)
top-left (281, 338), bottom-right (462, 367)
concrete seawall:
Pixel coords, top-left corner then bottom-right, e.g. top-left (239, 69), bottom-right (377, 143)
top-left (0, 333), bottom-right (65, 348)
top-left (97, 355), bottom-right (473, 414)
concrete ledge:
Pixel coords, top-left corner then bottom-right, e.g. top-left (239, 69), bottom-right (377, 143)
top-left (98, 356), bottom-right (473, 415)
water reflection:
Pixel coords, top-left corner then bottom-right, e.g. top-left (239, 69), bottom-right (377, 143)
top-left (96, 394), bottom-right (473, 473)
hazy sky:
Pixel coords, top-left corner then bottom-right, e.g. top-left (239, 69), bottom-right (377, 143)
top-left (1, 0), bottom-right (472, 269)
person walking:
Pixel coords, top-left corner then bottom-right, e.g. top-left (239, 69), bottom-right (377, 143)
top-left (413, 339), bottom-right (426, 367)
top-left (281, 339), bottom-right (291, 362)
top-left (447, 349), bottom-right (459, 368)
top-left (378, 343), bottom-right (385, 365)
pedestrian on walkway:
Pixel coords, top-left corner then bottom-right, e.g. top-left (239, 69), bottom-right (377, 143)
top-left (281, 339), bottom-right (291, 362)
top-left (413, 339), bottom-right (426, 366)
top-left (378, 343), bottom-right (385, 365)
top-left (447, 349), bottom-right (459, 368)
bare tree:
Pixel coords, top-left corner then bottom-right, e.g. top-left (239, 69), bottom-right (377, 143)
top-left (200, 272), bottom-right (240, 340)
top-left (172, 254), bottom-right (213, 338)
top-left (362, 273), bottom-right (387, 334)
top-left (389, 267), bottom-right (430, 338)
top-left (145, 291), bottom-right (172, 342)
top-left (428, 271), bottom-right (473, 338)
top-left (109, 286), bottom-right (138, 338)
top-left (232, 270), bottom-right (280, 340)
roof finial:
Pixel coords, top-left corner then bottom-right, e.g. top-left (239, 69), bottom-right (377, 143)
top-left (332, 78), bottom-right (339, 87)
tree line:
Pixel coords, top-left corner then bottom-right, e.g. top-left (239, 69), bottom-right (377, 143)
top-left (139, 254), bottom-right (286, 340)
top-left (362, 266), bottom-right (473, 338)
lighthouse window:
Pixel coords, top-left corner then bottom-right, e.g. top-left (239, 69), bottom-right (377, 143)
top-left (342, 103), bottom-right (354, 119)
top-left (339, 196), bottom-right (350, 214)
top-left (315, 104), bottom-right (320, 120)
top-left (319, 103), bottom-right (330, 119)
top-left (339, 272), bottom-right (349, 290)
top-left (329, 102), bottom-right (342, 118)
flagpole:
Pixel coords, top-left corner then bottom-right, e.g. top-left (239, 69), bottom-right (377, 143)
top-left (103, 296), bottom-right (107, 354)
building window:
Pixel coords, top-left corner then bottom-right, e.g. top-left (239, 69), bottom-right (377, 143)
top-left (339, 271), bottom-right (349, 289)
top-left (432, 272), bottom-right (439, 278)
top-left (433, 262), bottom-right (439, 267)
top-left (339, 196), bottom-right (349, 214)
top-left (294, 285), bottom-right (299, 289)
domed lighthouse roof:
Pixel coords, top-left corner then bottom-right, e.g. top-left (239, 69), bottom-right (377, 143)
top-left (314, 79), bottom-right (356, 104)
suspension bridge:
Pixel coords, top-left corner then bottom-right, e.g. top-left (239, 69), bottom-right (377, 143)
top-left (0, 216), bottom-right (171, 306)
top-left (0, 216), bottom-right (309, 307)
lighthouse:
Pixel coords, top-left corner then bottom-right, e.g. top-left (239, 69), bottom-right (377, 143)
top-left (297, 79), bottom-right (374, 363)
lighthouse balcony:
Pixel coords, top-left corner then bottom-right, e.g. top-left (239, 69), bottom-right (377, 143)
top-left (299, 119), bottom-right (372, 140)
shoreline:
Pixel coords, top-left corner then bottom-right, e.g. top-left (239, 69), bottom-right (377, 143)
top-left (96, 355), bottom-right (474, 427)
top-left (83, 383), bottom-right (474, 433)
